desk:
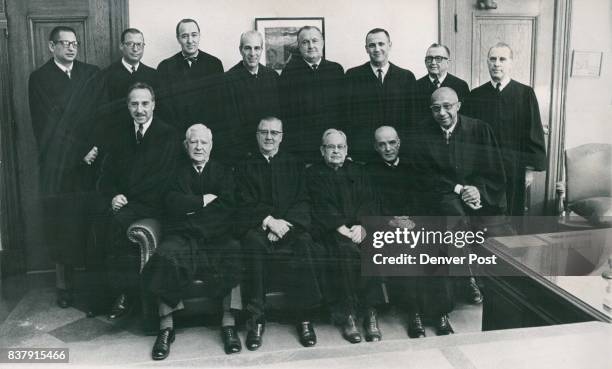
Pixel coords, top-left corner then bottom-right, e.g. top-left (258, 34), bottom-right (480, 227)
top-left (477, 228), bottom-right (612, 330)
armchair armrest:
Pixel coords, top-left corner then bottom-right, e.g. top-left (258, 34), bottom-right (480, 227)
top-left (127, 218), bottom-right (162, 272)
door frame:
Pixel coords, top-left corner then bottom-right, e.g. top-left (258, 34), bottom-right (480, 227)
top-left (439, 0), bottom-right (572, 215)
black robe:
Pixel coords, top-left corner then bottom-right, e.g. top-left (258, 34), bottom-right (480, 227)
top-left (414, 73), bottom-right (470, 125)
top-left (143, 159), bottom-right (241, 307)
top-left (221, 62), bottom-right (280, 162)
top-left (156, 50), bottom-right (224, 133)
top-left (462, 79), bottom-right (546, 216)
top-left (279, 57), bottom-right (345, 164)
top-left (412, 114), bottom-right (507, 217)
top-left (367, 158), bottom-right (419, 216)
top-left (28, 58), bottom-right (100, 194)
top-left (345, 62), bottom-right (417, 162)
top-left (234, 150), bottom-right (310, 235)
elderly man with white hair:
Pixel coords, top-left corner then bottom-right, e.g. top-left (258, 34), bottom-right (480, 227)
top-left (142, 123), bottom-right (242, 360)
top-left (307, 129), bottom-right (385, 344)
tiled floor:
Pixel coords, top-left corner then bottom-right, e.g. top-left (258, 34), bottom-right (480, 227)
top-left (0, 281), bottom-right (483, 367)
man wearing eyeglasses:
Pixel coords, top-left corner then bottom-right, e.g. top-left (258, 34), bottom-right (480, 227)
top-left (415, 43), bottom-right (470, 125)
top-left (306, 129), bottom-right (385, 344)
top-left (28, 25), bottom-right (100, 310)
top-left (235, 117), bottom-right (323, 350)
top-left (156, 18), bottom-right (224, 134)
top-left (463, 42), bottom-right (546, 219)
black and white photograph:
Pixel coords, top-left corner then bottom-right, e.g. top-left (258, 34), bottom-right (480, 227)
top-left (0, 0), bottom-right (610, 368)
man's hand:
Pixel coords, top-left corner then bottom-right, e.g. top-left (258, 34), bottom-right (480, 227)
top-left (202, 194), bottom-right (218, 207)
top-left (111, 194), bottom-right (128, 212)
top-left (461, 185), bottom-right (480, 204)
top-left (266, 218), bottom-right (293, 239)
top-left (267, 232), bottom-right (280, 242)
top-left (525, 169), bottom-right (535, 188)
top-left (349, 225), bottom-right (367, 244)
top-left (337, 225), bottom-right (352, 239)
top-left (83, 146), bottom-right (98, 165)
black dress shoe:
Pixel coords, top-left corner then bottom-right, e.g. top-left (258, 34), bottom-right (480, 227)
top-left (297, 321), bottom-right (317, 347)
top-left (152, 328), bottom-right (175, 360)
top-left (245, 321), bottom-right (265, 351)
top-left (467, 277), bottom-right (483, 304)
top-left (56, 289), bottom-right (73, 309)
top-left (363, 309), bottom-right (382, 342)
top-left (108, 294), bottom-right (131, 320)
top-left (221, 326), bottom-right (242, 354)
top-left (407, 313), bottom-right (426, 338)
top-left (342, 314), bottom-right (362, 344)
top-left (435, 314), bottom-right (454, 335)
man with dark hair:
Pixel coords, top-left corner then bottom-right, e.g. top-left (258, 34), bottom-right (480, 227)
top-left (415, 43), bottom-right (470, 124)
top-left (221, 31), bottom-right (280, 163)
top-left (345, 28), bottom-right (417, 163)
top-left (97, 82), bottom-right (179, 320)
top-left (307, 129), bottom-right (385, 344)
top-left (235, 117), bottom-right (323, 350)
top-left (143, 124), bottom-right (242, 359)
top-left (463, 42), bottom-right (546, 217)
top-left (28, 25), bottom-right (99, 309)
top-left (156, 18), bottom-right (224, 133)
top-left (279, 25), bottom-right (345, 164)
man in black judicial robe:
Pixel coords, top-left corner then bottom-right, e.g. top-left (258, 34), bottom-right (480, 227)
top-left (142, 124), bottom-right (242, 359)
top-left (28, 25), bottom-right (99, 308)
top-left (462, 42), bottom-right (546, 217)
top-left (307, 129), bottom-right (385, 344)
top-left (415, 43), bottom-right (470, 125)
top-left (97, 83), bottom-right (179, 319)
top-left (156, 19), bottom-right (224, 133)
top-left (345, 28), bottom-right (417, 163)
top-left (222, 31), bottom-right (280, 163)
top-left (278, 26), bottom-right (345, 164)
top-left (235, 117), bottom-right (323, 350)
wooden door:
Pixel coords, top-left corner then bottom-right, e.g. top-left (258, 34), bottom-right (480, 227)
top-left (441, 0), bottom-right (560, 219)
top-left (4, 0), bottom-right (126, 272)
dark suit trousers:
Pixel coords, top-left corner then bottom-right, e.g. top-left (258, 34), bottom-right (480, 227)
top-left (241, 228), bottom-right (323, 321)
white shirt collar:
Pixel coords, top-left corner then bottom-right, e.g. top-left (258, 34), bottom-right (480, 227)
top-left (385, 158), bottom-right (400, 167)
top-left (370, 62), bottom-right (390, 80)
top-left (490, 76), bottom-right (511, 91)
top-left (243, 63), bottom-right (259, 75)
top-left (304, 58), bottom-right (322, 69)
top-left (134, 117), bottom-right (153, 135)
top-left (440, 120), bottom-right (458, 135)
top-left (54, 59), bottom-right (73, 74)
top-left (122, 58), bottom-right (139, 73)
top-left (193, 161), bottom-right (207, 172)
top-left (429, 73), bottom-right (447, 84)
top-left (260, 151), bottom-right (278, 162)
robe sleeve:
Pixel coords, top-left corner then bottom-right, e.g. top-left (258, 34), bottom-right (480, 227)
top-left (523, 88), bottom-right (547, 171)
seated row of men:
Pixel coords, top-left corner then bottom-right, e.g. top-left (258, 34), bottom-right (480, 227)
top-left (92, 82), bottom-right (507, 360)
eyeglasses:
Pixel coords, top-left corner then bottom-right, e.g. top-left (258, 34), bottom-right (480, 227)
top-left (54, 40), bottom-right (79, 48)
top-left (430, 102), bottom-right (458, 112)
top-left (123, 41), bottom-right (145, 49)
top-left (323, 144), bottom-right (347, 151)
top-left (425, 56), bottom-right (449, 63)
top-left (257, 130), bottom-right (282, 137)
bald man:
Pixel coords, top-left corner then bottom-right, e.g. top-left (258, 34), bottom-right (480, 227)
top-left (142, 124), bottom-right (242, 359)
top-left (221, 31), bottom-right (280, 163)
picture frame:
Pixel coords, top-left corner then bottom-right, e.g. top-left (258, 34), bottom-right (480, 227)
top-left (255, 17), bottom-right (325, 73)
top-left (570, 50), bottom-right (603, 77)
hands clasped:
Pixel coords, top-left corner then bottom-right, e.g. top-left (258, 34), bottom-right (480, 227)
top-left (111, 194), bottom-right (128, 212)
top-left (266, 218), bottom-right (293, 242)
top-left (460, 185), bottom-right (482, 210)
top-left (337, 225), bottom-right (367, 244)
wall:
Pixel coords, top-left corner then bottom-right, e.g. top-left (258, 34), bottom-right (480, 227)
top-left (129, 0), bottom-right (438, 77)
top-left (564, 0), bottom-right (612, 149)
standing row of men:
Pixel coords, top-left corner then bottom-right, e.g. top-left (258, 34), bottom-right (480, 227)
top-left (28, 18), bottom-right (546, 360)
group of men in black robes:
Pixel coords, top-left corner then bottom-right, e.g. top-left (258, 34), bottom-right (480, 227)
top-left (28, 18), bottom-right (546, 361)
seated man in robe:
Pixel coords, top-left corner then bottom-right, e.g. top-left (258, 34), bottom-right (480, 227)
top-left (142, 124), bottom-right (242, 360)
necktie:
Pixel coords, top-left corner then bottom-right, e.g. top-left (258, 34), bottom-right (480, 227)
top-left (433, 77), bottom-right (440, 89)
top-left (311, 64), bottom-right (318, 71)
top-left (65, 69), bottom-right (71, 79)
top-left (131, 65), bottom-right (136, 74)
top-left (377, 68), bottom-right (384, 85)
top-left (496, 82), bottom-right (502, 93)
top-left (196, 165), bottom-right (203, 174)
top-left (444, 130), bottom-right (451, 144)
top-left (136, 124), bottom-right (144, 144)
top-left (185, 56), bottom-right (197, 67)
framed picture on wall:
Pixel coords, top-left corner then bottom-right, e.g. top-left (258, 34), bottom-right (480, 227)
top-left (570, 50), bottom-right (603, 77)
top-left (255, 17), bottom-right (325, 74)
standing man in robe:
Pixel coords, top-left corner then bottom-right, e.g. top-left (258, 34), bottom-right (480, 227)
top-left (156, 19), bottom-right (224, 133)
top-left (222, 31), bottom-right (280, 163)
top-left (463, 42), bottom-right (546, 217)
top-left (28, 25), bottom-right (99, 309)
top-left (279, 26), bottom-right (345, 164)
top-left (307, 129), bottom-right (385, 343)
top-left (345, 28), bottom-right (417, 163)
